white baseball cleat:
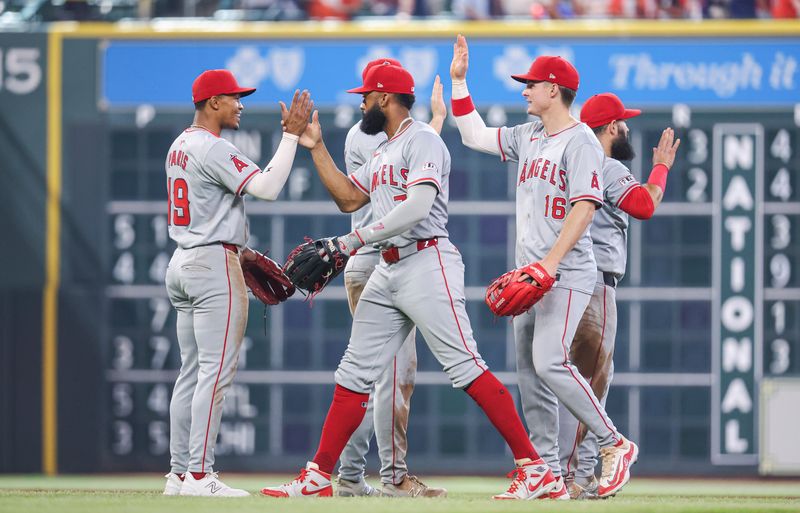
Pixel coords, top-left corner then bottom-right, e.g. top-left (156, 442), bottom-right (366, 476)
top-left (335, 476), bottom-right (380, 497)
top-left (492, 459), bottom-right (557, 500)
top-left (179, 472), bottom-right (250, 497)
top-left (598, 436), bottom-right (639, 498)
top-left (536, 475), bottom-right (570, 500)
top-left (163, 473), bottom-right (183, 496)
top-left (260, 461), bottom-right (333, 498)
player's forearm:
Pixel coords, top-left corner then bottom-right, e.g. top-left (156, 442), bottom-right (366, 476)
top-left (244, 133), bottom-right (299, 200)
top-left (310, 141), bottom-right (369, 212)
top-left (429, 113), bottom-right (445, 135)
top-left (451, 80), bottom-right (501, 155)
top-left (339, 184), bottom-right (437, 251)
top-left (645, 163), bottom-right (669, 208)
top-left (540, 201), bottom-right (596, 274)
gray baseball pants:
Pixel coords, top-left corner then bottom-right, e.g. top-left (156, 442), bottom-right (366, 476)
top-left (335, 238), bottom-right (486, 395)
top-left (514, 285), bottom-right (620, 478)
top-left (165, 244), bottom-right (248, 474)
top-left (558, 277), bottom-right (618, 481)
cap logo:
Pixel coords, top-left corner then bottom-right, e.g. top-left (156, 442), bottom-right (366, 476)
top-left (377, 82), bottom-right (384, 88)
top-left (410, 86), bottom-right (415, 92)
top-left (549, 73), bottom-right (556, 79)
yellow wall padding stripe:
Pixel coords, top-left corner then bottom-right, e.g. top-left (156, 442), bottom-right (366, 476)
top-left (43, 29), bottom-right (63, 476)
top-left (54, 19), bottom-right (800, 39)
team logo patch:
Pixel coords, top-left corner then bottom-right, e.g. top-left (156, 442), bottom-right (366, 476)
top-left (230, 154), bottom-right (249, 174)
top-left (591, 170), bottom-right (600, 190)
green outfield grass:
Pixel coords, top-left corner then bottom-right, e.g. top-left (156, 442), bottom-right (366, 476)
top-left (1, 475), bottom-right (799, 513)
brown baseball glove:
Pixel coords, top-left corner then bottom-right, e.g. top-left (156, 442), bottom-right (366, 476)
top-left (241, 249), bottom-right (296, 305)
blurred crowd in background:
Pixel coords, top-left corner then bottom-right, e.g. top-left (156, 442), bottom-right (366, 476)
top-left (0, 0), bottom-right (797, 26)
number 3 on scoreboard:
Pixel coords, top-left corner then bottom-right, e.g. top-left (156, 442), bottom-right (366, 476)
top-left (167, 177), bottom-right (191, 226)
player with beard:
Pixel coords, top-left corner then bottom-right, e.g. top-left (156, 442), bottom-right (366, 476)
top-left (334, 59), bottom-right (448, 498)
top-left (261, 63), bottom-right (558, 501)
top-left (557, 92), bottom-right (679, 499)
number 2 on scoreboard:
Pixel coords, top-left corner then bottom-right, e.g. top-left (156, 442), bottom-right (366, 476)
top-left (167, 177), bottom-right (191, 226)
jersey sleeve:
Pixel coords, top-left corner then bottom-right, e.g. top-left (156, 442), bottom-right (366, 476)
top-left (604, 161), bottom-right (640, 207)
top-left (496, 123), bottom-right (528, 163)
top-left (203, 139), bottom-right (262, 195)
top-left (565, 142), bottom-right (605, 205)
top-left (404, 131), bottom-right (448, 193)
top-left (348, 160), bottom-right (372, 197)
top-left (344, 124), bottom-right (365, 174)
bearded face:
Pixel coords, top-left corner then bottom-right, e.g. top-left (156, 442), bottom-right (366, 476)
top-left (610, 126), bottom-right (635, 162)
top-left (360, 103), bottom-right (387, 135)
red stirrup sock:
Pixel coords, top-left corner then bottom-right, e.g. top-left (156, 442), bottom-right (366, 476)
top-left (312, 384), bottom-right (370, 474)
top-left (465, 371), bottom-right (539, 461)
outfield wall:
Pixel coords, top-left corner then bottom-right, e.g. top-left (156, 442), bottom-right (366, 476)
top-left (1, 20), bottom-right (799, 475)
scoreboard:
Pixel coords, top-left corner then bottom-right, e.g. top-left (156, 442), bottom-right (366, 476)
top-left (96, 105), bottom-right (800, 473)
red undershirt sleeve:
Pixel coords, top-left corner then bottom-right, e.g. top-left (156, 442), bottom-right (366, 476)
top-left (618, 185), bottom-right (655, 220)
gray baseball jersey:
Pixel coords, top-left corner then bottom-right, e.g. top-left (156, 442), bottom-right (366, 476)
top-left (349, 120), bottom-right (449, 247)
top-left (166, 127), bottom-right (261, 248)
top-left (344, 121), bottom-right (387, 255)
top-left (497, 122), bottom-right (604, 294)
top-left (592, 158), bottom-right (639, 277)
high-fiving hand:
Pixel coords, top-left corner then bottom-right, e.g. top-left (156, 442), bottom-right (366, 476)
top-left (279, 90), bottom-right (313, 137)
top-left (652, 127), bottom-right (681, 169)
top-left (430, 75), bottom-right (447, 121)
top-left (450, 34), bottom-right (469, 81)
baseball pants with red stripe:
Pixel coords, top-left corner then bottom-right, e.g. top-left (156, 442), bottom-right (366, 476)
top-left (339, 252), bottom-right (418, 486)
top-left (165, 244), bottom-right (249, 474)
top-left (513, 285), bottom-right (619, 478)
top-left (335, 237), bottom-right (486, 395)
top-left (558, 278), bottom-right (618, 481)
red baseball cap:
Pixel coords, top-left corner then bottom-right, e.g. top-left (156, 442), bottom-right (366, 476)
top-left (511, 55), bottom-right (580, 91)
top-left (192, 69), bottom-right (256, 103)
top-left (580, 93), bottom-right (641, 129)
top-left (362, 57), bottom-right (403, 81)
top-left (348, 64), bottom-right (415, 95)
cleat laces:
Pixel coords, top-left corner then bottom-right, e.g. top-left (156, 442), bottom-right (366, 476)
top-left (600, 447), bottom-right (616, 481)
top-left (504, 467), bottom-right (527, 494)
top-left (290, 468), bottom-right (309, 486)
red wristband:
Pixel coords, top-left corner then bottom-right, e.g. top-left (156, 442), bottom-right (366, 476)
top-left (451, 96), bottom-right (476, 117)
top-left (647, 163), bottom-right (669, 192)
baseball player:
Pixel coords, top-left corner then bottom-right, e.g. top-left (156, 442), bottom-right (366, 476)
top-left (261, 63), bottom-right (559, 500)
top-left (335, 59), bottom-right (447, 498)
top-left (162, 69), bottom-right (312, 497)
top-left (557, 93), bottom-right (680, 499)
top-left (449, 35), bottom-right (637, 499)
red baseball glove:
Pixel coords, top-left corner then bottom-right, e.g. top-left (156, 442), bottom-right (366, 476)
top-left (241, 249), bottom-right (296, 305)
top-left (485, 262), bottom-right (555, 317)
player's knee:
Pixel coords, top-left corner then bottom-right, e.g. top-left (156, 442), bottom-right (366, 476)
top-left (532, 354), bottom-right (565, 385)
top-left (446, 359), bottom-right (486, 389)
top-left (334, 364), bottom-right (373, 394)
